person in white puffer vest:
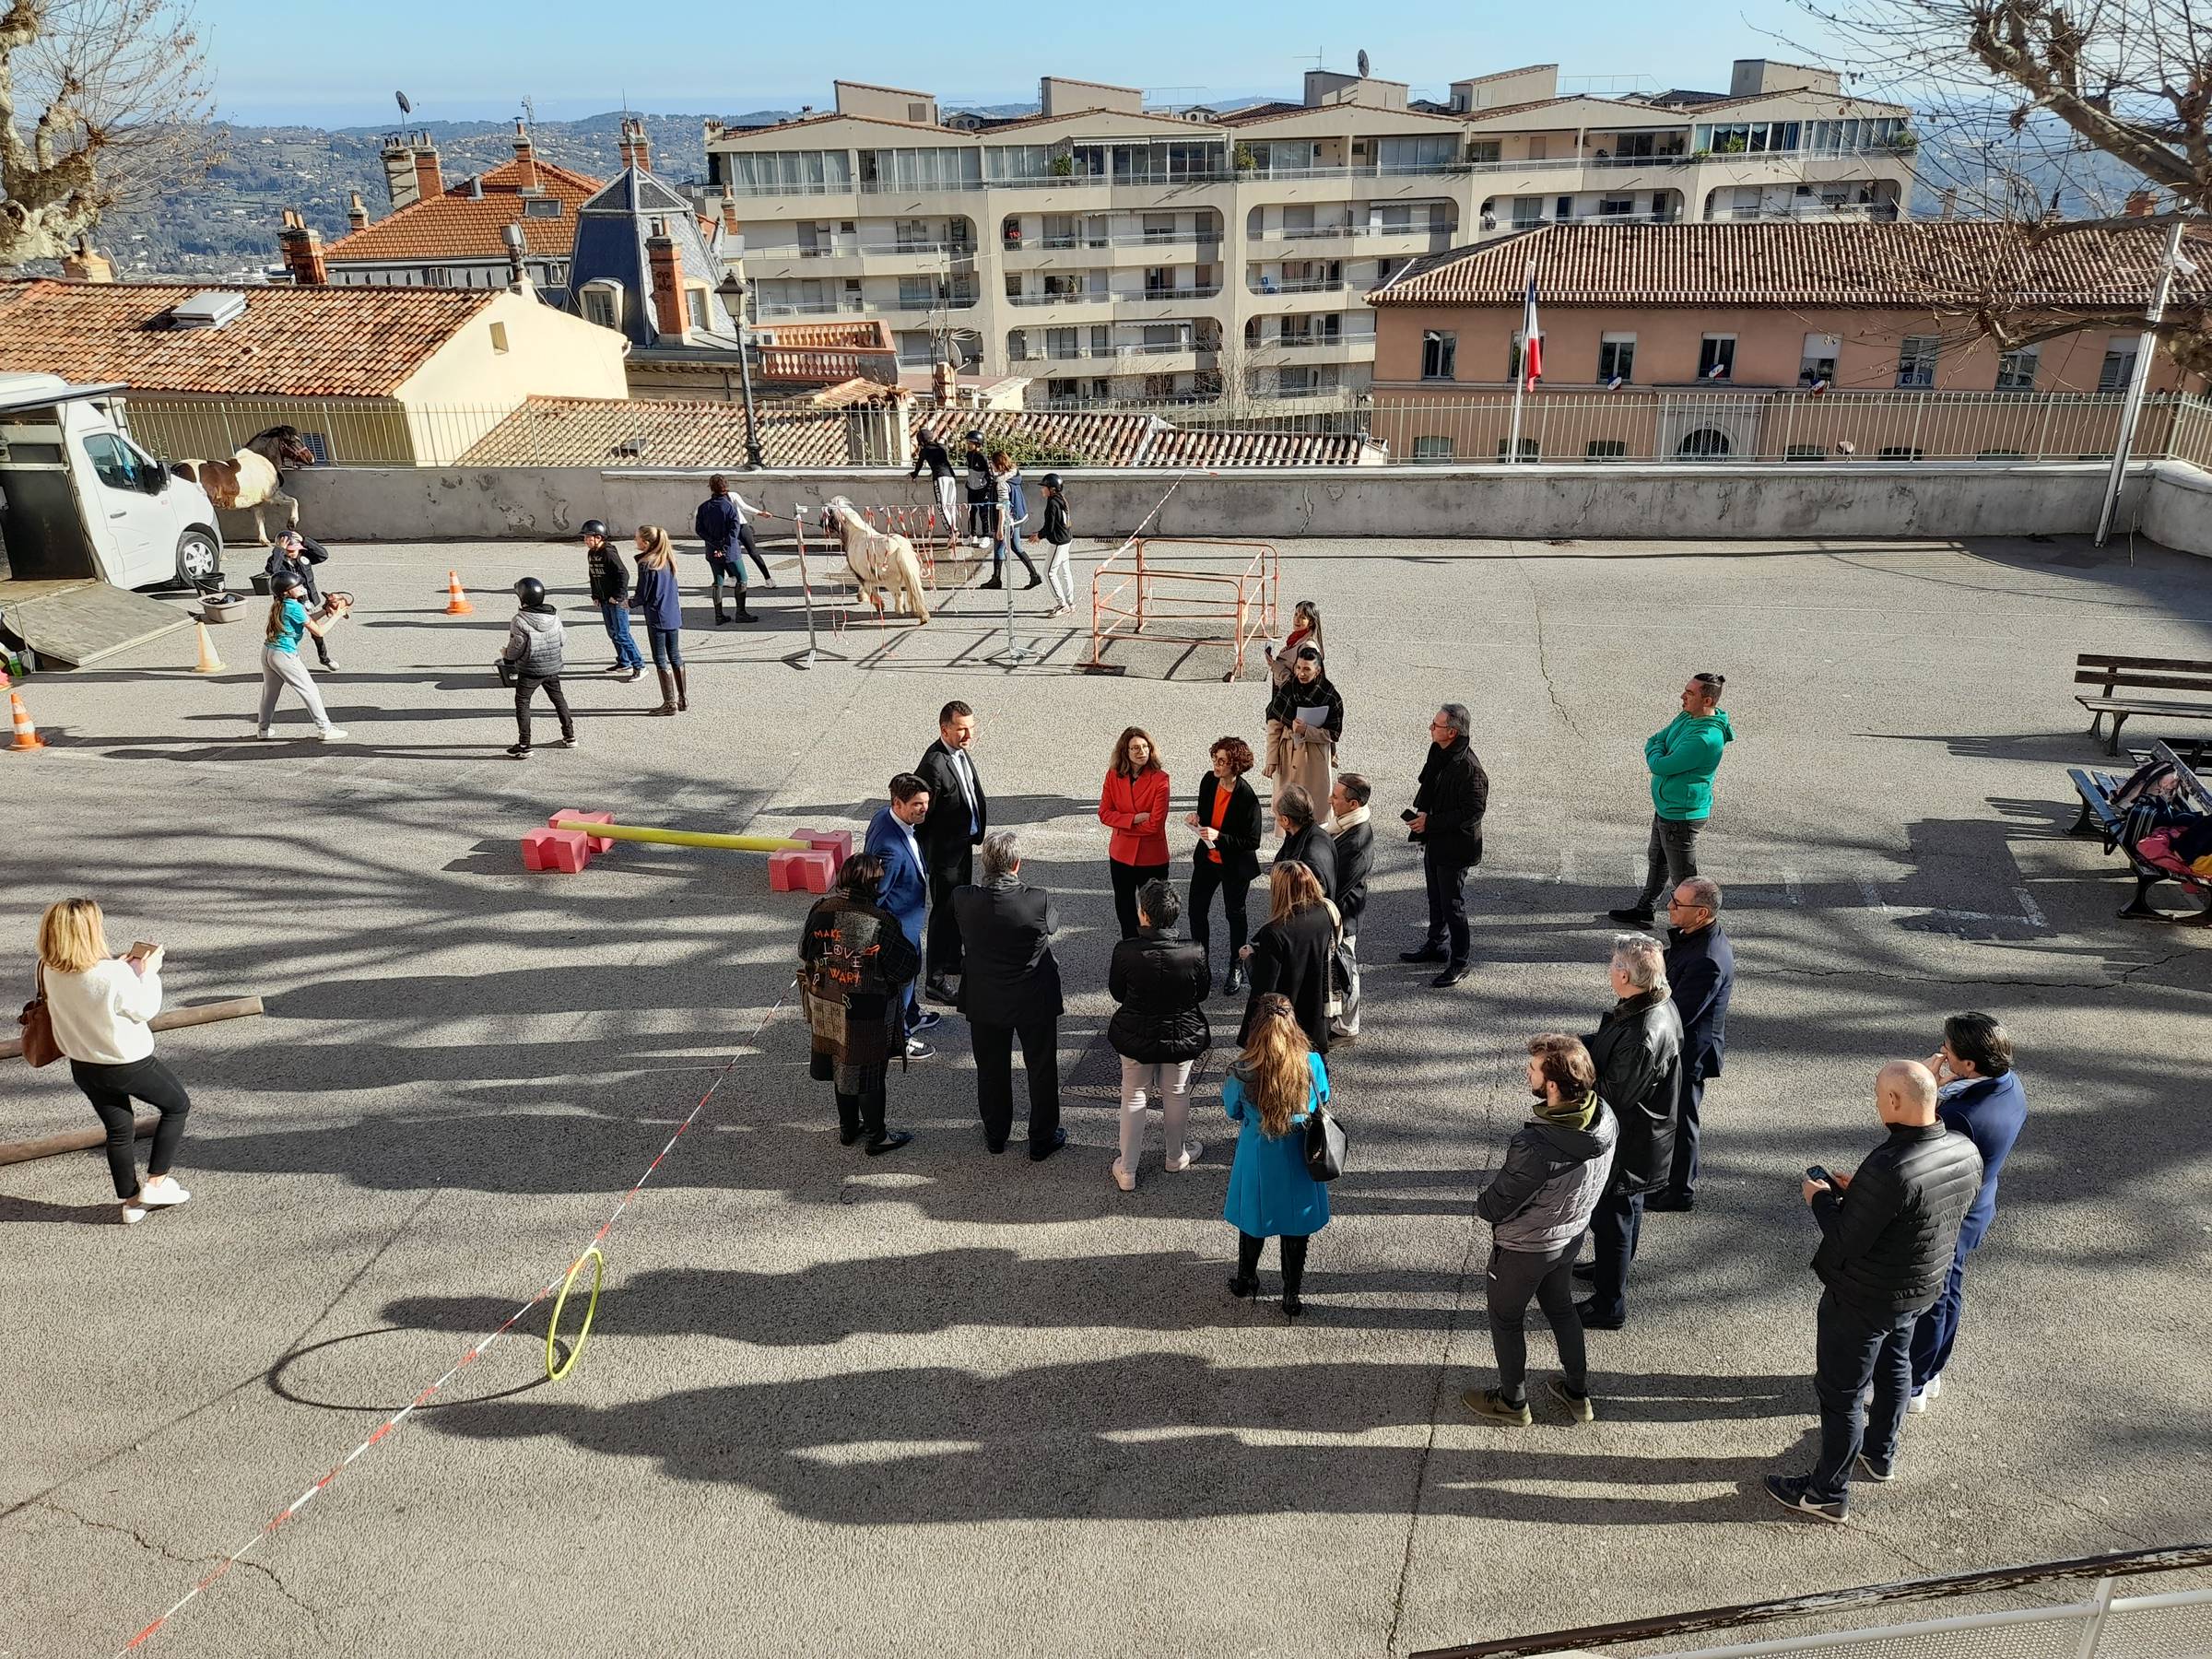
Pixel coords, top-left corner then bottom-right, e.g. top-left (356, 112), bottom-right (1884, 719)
top-left (501, 576), bottom-right (574, 759)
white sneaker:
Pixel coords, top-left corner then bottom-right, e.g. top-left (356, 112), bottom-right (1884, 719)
top-left (136, 1177), bottom-right (191, 1207)
top-left (120, 1203), bottom-right (148, 1226)
top-left (315, 726), bottom-right (347, 741)
top-left (1110, 1159), bottom-right (1136, 1193)
top-left (1927, 1371), bottom-right (1944, 1400)
top-left (254, 727), bottom-right (275, 740)
top-left (1165, 1140), bottom-right (1204, 1172)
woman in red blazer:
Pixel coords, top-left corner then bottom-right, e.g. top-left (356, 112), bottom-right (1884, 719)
top-left (1100, 725), bottom-right (1171, 939)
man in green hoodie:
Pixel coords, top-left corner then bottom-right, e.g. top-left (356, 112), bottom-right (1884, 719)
top-left (1610, 673), bottom-right (1735, 928)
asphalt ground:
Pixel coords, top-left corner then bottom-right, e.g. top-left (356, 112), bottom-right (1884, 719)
top-left (3, 531), bottom-right (2209, 1659)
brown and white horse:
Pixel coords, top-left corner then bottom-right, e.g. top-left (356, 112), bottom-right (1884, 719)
top-left (172, 426), bottom-right (315, 546)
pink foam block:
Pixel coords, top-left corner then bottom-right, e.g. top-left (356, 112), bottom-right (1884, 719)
top-left (804, 829), bottom-right (853, 871)
top-left (521, 828), bottom-right (591, 874)
top-left (547, 808), bottom-right (616, 855)
top-left (770, 848), bottom-right (837, 893)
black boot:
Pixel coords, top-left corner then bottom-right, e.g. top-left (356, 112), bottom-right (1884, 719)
top-left (650, 668), bottom-right (677, 714)
top-left (674, 667), bottom-right (689, 712)
top-left (713, 594), bottom-right (729, 626)
top-left (862, 1087), bottom-right (911, 1156)
top-left (835, 1091), bottom-right (864, 1147)
top-left (735, 593), bottom-right (757, 623)
top-left (1224, 962), bottom-right (1245, 995)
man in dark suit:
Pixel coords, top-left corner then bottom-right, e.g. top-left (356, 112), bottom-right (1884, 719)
top-left (1651, 877), bottom-right (1734, 1211)
top-left (1403, 702), bottom-right (1488, 989)
top-left (1327, 773), bottom-right (1374, 1041)
top-left (1270, 785), bottom-right (1337, 901)
top-left (862, 772), bottom-right (939, 1058)
top-left (915, 700), bottom-right (986, 1005)
top-left (953, 830), bottom-right (1065, 1159)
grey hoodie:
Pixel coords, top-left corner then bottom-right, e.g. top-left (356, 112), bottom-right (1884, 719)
top-left (503, 605), bottom-right (564, 677)
top-left (1475, 1100), bottom-right (1619, 1253)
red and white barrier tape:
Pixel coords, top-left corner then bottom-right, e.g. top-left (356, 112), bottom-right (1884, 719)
top-left (116, 991), bottom-right (788, 1655)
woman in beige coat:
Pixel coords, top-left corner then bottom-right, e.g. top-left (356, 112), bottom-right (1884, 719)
top-left (1263, 644), bottom-right (1344, 823)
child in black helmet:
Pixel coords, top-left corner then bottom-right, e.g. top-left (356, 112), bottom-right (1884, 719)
top-left (1039, 472), bottom-right (1076, 617)
top-left (500, 575), bottom-right (574, 759)
top-left (582, 518), bottom-right (642, 680)
top-left (961, 429), bottom-right (996, 548)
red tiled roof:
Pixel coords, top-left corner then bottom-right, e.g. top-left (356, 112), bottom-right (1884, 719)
top-left (456, 395), bottom-right (888, 467)
top-left (1367, 220), bottom-right (2212, 311)
top-left (914, 406), bottom-right (1376, 466)
top-left (0, 278), bottom-right (500, 396)
top-left (325, 154), bottom-right (604, 264)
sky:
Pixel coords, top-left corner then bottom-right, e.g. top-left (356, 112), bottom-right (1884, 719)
top-left (199, 0), bottom-right (1856, 127)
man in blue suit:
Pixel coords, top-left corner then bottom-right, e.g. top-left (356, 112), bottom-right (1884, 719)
top-left (1651, 876), bottom-right (1734, 1212)
top-left (864, 773), bottom-right (939, 1057)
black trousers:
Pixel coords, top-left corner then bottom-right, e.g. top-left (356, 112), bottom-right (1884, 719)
top-left (69, 1055), bottom-right (191, 1199)
top-left (1422, 848), bottom-right (1472, 962)
top-left (833, 1081), bottom-right (891, 1141)
top-left (1667, 1067), bottom-right (1709, 1198)
top-left (514, 675), bottom-right (573, 745)
top-left (924, 851), bottom-right (971, 979)
top-left (1587, 1189), bottom-right (1644, 1322)
top-left (1236, 1230), bottom-right (1310, 1296)
top-left (1487, 1240), bottom-right (1586, 1399)
top-left (736, 522), bottom-right (771, 582)
top-left (1188, 859), bottom-right (1251, 973)
top-left (1110, 858), bottom-right (1171, 940)
top-left (971, 1015), bottom-right (1060, 1150)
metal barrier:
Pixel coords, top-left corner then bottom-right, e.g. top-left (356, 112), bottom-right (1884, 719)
top-left (1413, 1541), bottom-right (2212, 1659)
top-left (1085, 536), bottom-right (1277, 680)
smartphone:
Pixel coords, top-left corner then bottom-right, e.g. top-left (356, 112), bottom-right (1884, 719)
top-left (127, 941), bottom-right (158, 959)
top-left (1805, 1164), bottom-right (1835, 1188)
top-left (1400, 808), bottom-right (1419, 822)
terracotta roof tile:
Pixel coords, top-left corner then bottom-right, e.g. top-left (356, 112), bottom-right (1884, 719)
top-left (1367, 220), bottom-right (2212, 311)
top-left (915, 406), bottom-right (1376, 466)
top-left (326, 155), bottom-right (604, 264)
top-left (458, 395), bottom-right (886, 468)
top-left (0, 278), bottom-right (500, 396)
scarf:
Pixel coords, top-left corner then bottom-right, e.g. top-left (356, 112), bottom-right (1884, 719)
top-left (1535, 1090), bottom-right (1599, 1133)
top-left (1331, 803), bottom-right (1371, 837)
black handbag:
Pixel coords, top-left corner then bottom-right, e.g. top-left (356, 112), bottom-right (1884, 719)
top-left (1304, 1102), bottom-right (1346, 1182)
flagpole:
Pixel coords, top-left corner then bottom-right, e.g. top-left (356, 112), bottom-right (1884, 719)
top-left (1508, 255), bottom-right (1535, 465)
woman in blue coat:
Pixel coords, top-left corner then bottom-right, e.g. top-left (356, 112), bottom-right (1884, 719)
top-left (1223, 992), bottom-right (1330, 1317)
top-left (631, 525), bottom-right (687, 715)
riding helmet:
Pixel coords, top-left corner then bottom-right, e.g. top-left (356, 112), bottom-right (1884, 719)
top-left (513, 576), bottom-right (547, 606)
top-left (1040, 472), bottom-right (1063, 489)
top-left (580, 518), bottom-right (608, 541)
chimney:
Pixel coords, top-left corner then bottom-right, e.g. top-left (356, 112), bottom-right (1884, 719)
top-left (347, 190), bottom-right (369, 231)
top-left (413, 134), bottom-right (443, 202)
top-left (277, 210), bottom-right (328, 285)
top-left (1936, 186), bottom-right (1956, 219)
top-left (618, 116), bottom-right (652, 172)
top-left (502, 221), bottom-right (532, 292)
top-left (512, 118), bottom-right (539, 193)
top-left (2125, 188), bottom-right (2157, 217)
top-left (381, 134), bottom-right (420, 209)
top-left (646, 218), bottom-right (687, 341)
top-left (60, 234), bottom-right (115, 283)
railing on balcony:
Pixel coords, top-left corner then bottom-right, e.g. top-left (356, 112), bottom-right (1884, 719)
top-left (754, 347), bottom-right (900, 384)
top-left (1133, 285), bottom-right (1224, 301)
top-left (753, 298), bottom-right (869, 318)
top-left (888, 290), bottom-right (981, 312)
top-left (1005, 230), bottom-right (1223, 252)
top-left (1464, 143), bottom-right (1920, 175)
top-left (1250, 279), bottom-right (1348, 295)
top-left (1008, 340), bottom-right (1210, 363)
top-left (1007, 289), bottom-right (1113, 307)
top-left (1712, 203), bottom-right (1902, 222)
top-left (1261, 332), bottom-right (1377, 352)
top-left (1237, 162), bottom-right (1475, 181)
top-left (794, 241), bottom-right (976, 259)
top-left (994, 171), bottom-right (1233, 190)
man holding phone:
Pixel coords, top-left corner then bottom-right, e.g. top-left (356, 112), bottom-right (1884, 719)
top-left (1767, 1060), bottom-right (1982, 1523)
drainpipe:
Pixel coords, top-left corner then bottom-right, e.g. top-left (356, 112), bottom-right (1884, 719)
top-left (2096, 215), bottom-right (2188, 547)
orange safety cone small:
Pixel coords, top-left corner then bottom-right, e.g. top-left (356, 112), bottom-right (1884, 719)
top-left (9, 690), bottom-right (45, 752)
top-left (192, 621), bottom-right (226, 675)
top-left (444, 570), bottom-right (474, 616)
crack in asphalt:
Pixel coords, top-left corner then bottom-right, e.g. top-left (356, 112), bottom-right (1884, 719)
top-left (1512, 553), bottom-right (1588, 743)
top-left (33, 1498), bottom-right (322, 1632)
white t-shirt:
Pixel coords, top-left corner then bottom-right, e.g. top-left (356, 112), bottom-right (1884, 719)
top-left (43, 957), bottom-right (161, 1065)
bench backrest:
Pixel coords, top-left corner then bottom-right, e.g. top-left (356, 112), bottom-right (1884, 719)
top-left (2074, 660), bottom-right (2212, 694)
top-left (2153, 741), bottom-right (2212, 813)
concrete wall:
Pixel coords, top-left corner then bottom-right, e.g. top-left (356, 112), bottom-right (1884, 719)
top-left (2141, 459), bottom-right (2212, 557)
top-left (291, 458), bottom-right (2171, 545)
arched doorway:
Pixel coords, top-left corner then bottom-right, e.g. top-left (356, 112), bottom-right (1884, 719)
top-left (1677, 428), bottom-right (1732, 459)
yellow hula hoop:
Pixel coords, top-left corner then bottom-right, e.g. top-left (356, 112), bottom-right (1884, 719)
top-left (547, 1247), bottom-right (604, 1382)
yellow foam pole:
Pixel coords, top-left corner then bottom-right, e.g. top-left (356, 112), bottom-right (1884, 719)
top-left (552, 820), bottom-right (809, 853)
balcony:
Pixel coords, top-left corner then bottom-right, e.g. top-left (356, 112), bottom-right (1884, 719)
top-left (753, 298), bottom-right (868, 319)
top-left (1006, 289), bottom-right (1114, 308)
top-left (1237, 162), bottom-right (1474, 182)
top-left (1249, 333), bottom-right (1377, 363)
top-left (1249, 278), bottom-right (1347, 296)
top-left (1002, 230), bottom-right (1221, 266)
top-left (1007, 340), bottom-right (1211, 364)
top-left (994, 171), bottom-right (1231, 191)
top-left (888, 290), bottom-right (981, 312)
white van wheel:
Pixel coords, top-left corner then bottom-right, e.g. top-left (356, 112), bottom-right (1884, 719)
top-left (176, 529), bottom-right (220, 585)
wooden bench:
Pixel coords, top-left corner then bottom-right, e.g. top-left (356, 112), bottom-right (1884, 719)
top-left (2074, 654), bottom-right (2212, 756)
top-left (2068, 741), bottom-right (2212, 920)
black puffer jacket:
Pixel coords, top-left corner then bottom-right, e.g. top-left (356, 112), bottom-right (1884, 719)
top-left (1584, 987), bottom-right (1683, 1196)
top-left (1107, 926), bottom-right (1211, 1064)
top-left (1812, 1124), bottom-right (1984, 1317)
top-left (1414, 738), bottom-right (1488, 868)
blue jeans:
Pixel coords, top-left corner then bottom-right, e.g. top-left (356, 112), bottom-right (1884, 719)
top-left (1909, 1240), bottom-right (1971, 1389)
top-left (600, 601), bottom-right (643, 669)
top-left (647, 626), bottom-right (683, 669)
top-left (994, 518), bottom-right (1039, 581)
top-left (1808, 1289), bottom-right (1917, 1503)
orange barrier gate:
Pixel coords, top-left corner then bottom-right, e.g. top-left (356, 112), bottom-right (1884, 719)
top-left (1084, 537), bottom-right (1279, 681)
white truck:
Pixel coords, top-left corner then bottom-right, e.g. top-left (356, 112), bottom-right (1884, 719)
top-left (0, 373), bottom-right (222, 666)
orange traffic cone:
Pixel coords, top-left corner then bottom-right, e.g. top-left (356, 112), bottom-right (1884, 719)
top-left (192, 621), bottom-right (226, 675)
top-left (9, 690), bottom-right (45, 752)
top-left (444, 570), bottom-right (474, 616)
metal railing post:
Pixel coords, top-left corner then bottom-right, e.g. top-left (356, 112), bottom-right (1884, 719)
top-left (2073, 1576), bottom-right (2116, 1659)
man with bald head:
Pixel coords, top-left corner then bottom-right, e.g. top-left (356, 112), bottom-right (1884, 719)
top-left (1767, 1059), bottom-right (1983, 1523)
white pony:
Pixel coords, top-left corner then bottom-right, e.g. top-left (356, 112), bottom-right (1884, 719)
top-left (818, 497), bottom-right (932, 624)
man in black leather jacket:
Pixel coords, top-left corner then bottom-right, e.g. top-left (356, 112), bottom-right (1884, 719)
top-left (1402, 703), bottom-right (1488, 988)
top-left (1767, 1060), bottom-right (1983, 1523)
top-left (1573, 934), bottom-right (1682, 1332)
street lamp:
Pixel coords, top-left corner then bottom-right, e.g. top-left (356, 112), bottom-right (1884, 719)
top-left (731, 276), bottom-right (764, 470)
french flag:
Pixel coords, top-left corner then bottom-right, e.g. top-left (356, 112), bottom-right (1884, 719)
top-left (1520, 264), bottom-right (1543, 390)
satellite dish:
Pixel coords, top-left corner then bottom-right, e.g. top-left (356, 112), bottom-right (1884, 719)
top-left (395, 90), bottom-right (412, 116)
top-left (1357, 49), bottom-right (1371, 77)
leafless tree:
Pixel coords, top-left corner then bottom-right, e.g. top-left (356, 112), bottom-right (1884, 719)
top-left (0, 0), bottom-right (216, 271)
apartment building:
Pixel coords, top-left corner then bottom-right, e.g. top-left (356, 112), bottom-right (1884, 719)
top-left (703, 61), bottom-right (1916, 405)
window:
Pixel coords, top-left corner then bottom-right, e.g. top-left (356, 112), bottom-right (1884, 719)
top-left (1599, 195), bottom-right (1633, 217)
top-left (1420, 330), bottom-right (1457, 381)
top-left (1143, 213), bottom-right (1177, 244)
top-left (1895, 335), bottom-right (1939, 388)
top-left (524, 198), bottom-right (562, 218)
top-left (1411, 435), bottom-right (1454, 463)
top-left (1496, 436), bottom-right (1540, 459)
top-left (1697, 335), bottom-right (1735, 380)
top-left (82, 432), bottom-right (152, 491)
top-left (1143, 372), bottom-right (1177, 397)
top-left (1597, 333), bottom-right (1636, 384)
top-left (1046, 376), bottom-right (1082, 400)
top-left (685, 288), bottom-right (711, 330)
top-left (488, 321), bottom-right (510, 354)
top-left (422, 265), bottom-right (452, 287)
top-left (1877, 446), bottom-right (1925, 460)
top-left (1994, 344), bottom-right (2039, 390)
top-left (985, 145), bottom-right (1051, 182)
top-left (1144, 265), bottom-right (1172, 297)
top-left (1678, 428), bottom-right (1732, 458)
top-left (1511, 195), bottom-right (1542, 229)
top-left (2098, 337), bottom-right (2138, 392)
top-left (1799, 333), bottom-right (1839, 386)
top-left (1785, 443), bottom-right (1828, 460)
top-left (1045, 327), bottom-right (1079, 359)
top-left (726, 149), bottom-right (853, 194)
top-left (1585, 439), bottom-right (1628, 459)
top-left (908, 101), bottom-right (929, 123)
top-left (1041, 213), bottom-right (1077, 250)
top-left (1377, 135), bottom-right (1457, 171)
top-left (861, 147), bottom-right (981, 191)
top-left (1470, 140), bottom-right (1501, 164)
top-left (899, 276), bottom-right (936, 307)
top-left (581, 281), bottom-right (621, 329)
